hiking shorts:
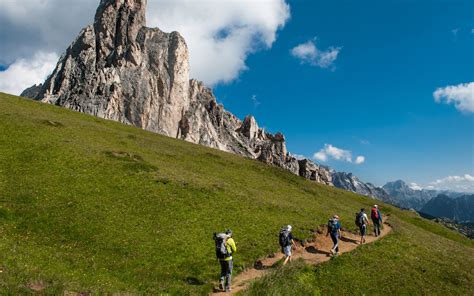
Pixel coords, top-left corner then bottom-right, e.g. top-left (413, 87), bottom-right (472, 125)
top-left (283, 245), bottom-right (292, 257)
top-left (360, 224), bottom-right (367, 236)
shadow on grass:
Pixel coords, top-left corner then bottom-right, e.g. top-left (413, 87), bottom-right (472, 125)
top-left (185, 277), bottom-right (205, 286)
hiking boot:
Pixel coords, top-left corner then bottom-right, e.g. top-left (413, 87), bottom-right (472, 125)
top-left (330, 248), bottom-right (335, 254)
top-left (219, 281), bottom-right (224, 291)
top-left (225, 287), bottom-right (231, 292)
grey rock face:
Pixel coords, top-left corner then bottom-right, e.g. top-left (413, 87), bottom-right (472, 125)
top-left (298, 159), bottom-right (332, 185)
top-left (33, 0), bottom-right (189, 137)
top-left (22, 0), bottom-right (333, 185)
top-left (20, 84), bottom-right (43, 98)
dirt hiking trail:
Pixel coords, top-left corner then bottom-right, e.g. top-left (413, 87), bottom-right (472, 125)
top-left (211, 219), bottom-right (392, 295)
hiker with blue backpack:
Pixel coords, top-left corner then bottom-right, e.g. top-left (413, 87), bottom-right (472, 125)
top-left (327, 215), bottom-right (342, 256)
top-left (213, 229), bottom-right (237, 292)
top-left (279, 225), bottom-right (296, 265)
top-left (371, 205), bottom-right (383, 237)
top-left (355, 208), bottom-right (370, 244)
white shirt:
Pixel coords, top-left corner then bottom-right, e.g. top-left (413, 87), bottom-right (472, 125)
top-left (362, 213), bottom-right (369, 224)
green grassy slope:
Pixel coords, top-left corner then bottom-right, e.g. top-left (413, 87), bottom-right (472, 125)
top-left (0, 93), bottom-right (472, 295)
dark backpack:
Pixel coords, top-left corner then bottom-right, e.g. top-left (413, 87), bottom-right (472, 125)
top-left (328, 219), bottom-right (338, 233)
top-left (355, 212), bottom-right (365, 227)
top-left (214, 233), bottom-right (229, 259)
top-left (279, 230), bottom-right (290, 247)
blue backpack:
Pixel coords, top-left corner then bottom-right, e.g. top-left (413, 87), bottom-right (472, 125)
top-left (328, 219), bottom-right (338, 233)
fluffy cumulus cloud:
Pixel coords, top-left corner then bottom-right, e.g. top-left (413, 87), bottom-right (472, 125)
top-left (290, 39), bottom-right (341, 68)
top-left (424, 174), bottom-right (474, 192)
top-left (409, 182), bottom-right (423, 191)
top-left (148, 0), bottom-right (290, 85)
top-left (0, 52), bottom-right (58, 95)
top-left (433, 82), bottom-right (474, 113)
top-left (313, 144), bottom-right (365, 165)
top-left (354, 156), bottom-right (365, 164)
top-left (0, 0), bottom-right (290, 94)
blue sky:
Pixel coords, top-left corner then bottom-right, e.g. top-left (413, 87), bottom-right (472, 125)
top-left (212, 0), bottom-right (474, 187)
top-left (0, 0), bottom-right (472, 190)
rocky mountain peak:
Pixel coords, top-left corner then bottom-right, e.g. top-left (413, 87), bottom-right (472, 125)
top-left (21, 0), bottom-right (334, 187)
top-left (240, 116), bottom-right (260, 140)
top-left (94, 0), bottom-right (147, 65)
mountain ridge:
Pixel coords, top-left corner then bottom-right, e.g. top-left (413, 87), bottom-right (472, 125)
top-left (420, 193), bottom-right (474, 223)
top-left (21, 0), bottom-right (333, 186)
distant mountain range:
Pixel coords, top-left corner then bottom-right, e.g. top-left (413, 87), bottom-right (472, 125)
top-left (420, 194), bottom-right (474, 223)
top-left (382, 180), bottom-right (438, 210)
top-left (382, 180), bottom-right (466, 210)
top-left (331, 177), bottom-right (473, 223)
top-left (331, 172), bottom-right (394, 203)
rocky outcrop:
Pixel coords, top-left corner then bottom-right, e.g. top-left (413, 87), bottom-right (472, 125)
top-left (298, 159), bottom-right (332, 185)
top-left (22, 0), bottom-right (333, 185)
top-left (332, 172), bottom-right (393, 202)
top-left (20, 84), bottom-right (43, 98)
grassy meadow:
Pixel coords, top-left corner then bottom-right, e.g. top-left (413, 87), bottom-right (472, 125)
top-left (0, 93), bottom-right (472, 295)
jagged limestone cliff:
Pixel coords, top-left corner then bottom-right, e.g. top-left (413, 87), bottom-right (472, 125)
top-left (23, 0), bottom-right (332, 186)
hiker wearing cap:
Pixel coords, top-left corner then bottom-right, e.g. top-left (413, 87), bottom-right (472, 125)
top-left (355, 208), bottom-right (370, 244)
top-left (279, 225), bottom-right (296, 265)
top-left (213, 229), bottom-right (237, 292)
top-left (326, 215), bottom-right (342, 256)
top-left (371, 205), bottom-right (383, 237)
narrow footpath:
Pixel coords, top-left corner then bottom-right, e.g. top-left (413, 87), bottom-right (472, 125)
top-left (212, 220), bottom-right (392, 295)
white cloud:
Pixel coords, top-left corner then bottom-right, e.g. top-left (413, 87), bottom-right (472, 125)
top-left (0, 52), bottom-right (58, 95)
top-left (354, 156), bottom-right (365, 164)
top-left (144, 0), bottom-right (290, 85)
top-left (0, 0), bottom-right (290, 89)
top-left (251, 94), bottom-right (260, 108)
top-left (427, 174), bottom-right (474, 192)
top-left (0, 0), bottom-right (97, 65)
top-left (433, 82), bottom-right (474, 113)
top-left (409, 182), bottom-right (423, 191)
top-left (313, 144), bottom-right (365, 165)
top-left (411, 175), bottom-right (474, 192)
top-left (290, 39), bottom-right (341, 68)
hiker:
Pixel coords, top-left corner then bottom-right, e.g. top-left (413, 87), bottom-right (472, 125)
top-left (213, 229), bottom-right (237, 292)
top-left (326, 215), bottom-right (342, 256)
top-left (371, 205), bottom-right (383, 237)
top-left (355, 208), bottom-right (370, 244)
top-left (279, 225), bottom-right (296, 265)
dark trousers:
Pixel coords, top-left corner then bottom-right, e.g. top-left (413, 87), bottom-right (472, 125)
top-left (219, 259), bottom-right (233, 290)
top-left (372, 219), bottom-right (381, 236)
top-left (330, 233), bottom-right (339, 252)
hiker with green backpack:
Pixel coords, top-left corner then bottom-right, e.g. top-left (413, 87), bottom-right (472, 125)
top-left (213, 229), bottom-right (237, 292)
top-left (326, 215), bottom-right (341, 256)
top-left (355, 208), bottom-right (370, 244)
top-left (279, 225), bottom-right (295, 265)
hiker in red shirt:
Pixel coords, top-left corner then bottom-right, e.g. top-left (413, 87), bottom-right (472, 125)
top-left (371, 205), bottom-right (382, 237)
